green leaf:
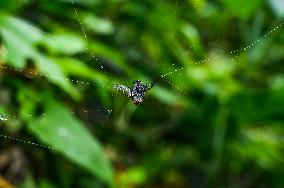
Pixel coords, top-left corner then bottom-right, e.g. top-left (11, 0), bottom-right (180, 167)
top-left (0, 0), bottom-right (28, 12)
top-left (0, 14), bottom-right (41, 67)
top-left (181, 23), bottom-right (201, 50)
top-left (222, 0), bottom-right (263, 19)
top-left (54, 57), bottom-right (108, 83)
top-left (27, 99), bottom-right (113, 185)
top-left (89, 41), bottom-right (131, 74)
top-left (34, 55), bottom-right (81, 100)
top-left (233, 127), bottom-right (284, 169)
top-left (269, 0), bottom-right (284, 18)
top-left (152, 86), bottom-right (187, 107)
top-left (0, 14), bottom-right (42, 44)
top-left (42, 33), bottom-right (86, 55)
top-left (39, 180), bottom-right (57, 188)
top-left (0, 14), bottom-right (80, 100)
top-left (83, 14), bottom-right (114, 35)
top-left (119, 167), bottom-right (147, 186)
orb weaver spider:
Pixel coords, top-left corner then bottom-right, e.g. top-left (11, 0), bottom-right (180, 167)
top-left (114, 80), bottom-right (156, 105)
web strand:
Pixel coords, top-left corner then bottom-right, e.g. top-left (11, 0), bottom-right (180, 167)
top-left (70, 0), bottom-right (88, 40)
top-left (69, 0), bottom-right (114, 87)
top-left (0, 22), bottom-right (281, 97)
top-left (160, 22), bottom-right (284, 79)
top-left (0, 64), bottom-right (109, 88)
top-left (0, 132), bottom-right (54, 150)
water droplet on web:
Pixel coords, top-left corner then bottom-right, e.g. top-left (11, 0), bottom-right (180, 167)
top-left (0, 133), bottom-right (54, 150)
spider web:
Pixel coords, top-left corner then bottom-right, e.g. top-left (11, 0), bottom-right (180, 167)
top-left (0, 0), bottom-right (283, 165)
top-left (0, 0), bottom-right (283, 149)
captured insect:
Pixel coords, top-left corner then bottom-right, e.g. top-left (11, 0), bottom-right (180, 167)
top-left (114, 80), bottom-right (156, 105)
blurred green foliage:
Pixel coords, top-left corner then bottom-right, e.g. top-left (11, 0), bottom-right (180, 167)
top-left (0, 0), bottom-right (284, 187)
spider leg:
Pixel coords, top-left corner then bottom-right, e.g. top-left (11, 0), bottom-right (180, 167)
top-left (146, 80), bottom-right (157, 90)
top-left (114, 84), bottom-right (132, 97)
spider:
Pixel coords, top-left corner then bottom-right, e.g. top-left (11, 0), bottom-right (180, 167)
top-left (114, 80), bottom-right (156, 106)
